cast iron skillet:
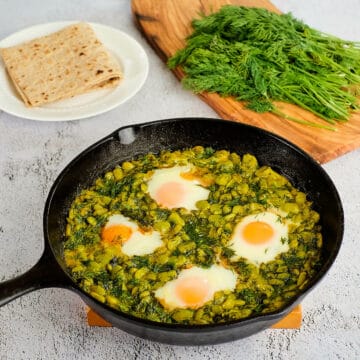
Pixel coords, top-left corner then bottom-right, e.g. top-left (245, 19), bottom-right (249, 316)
top-left (0, 118), bottom-right (343, 345)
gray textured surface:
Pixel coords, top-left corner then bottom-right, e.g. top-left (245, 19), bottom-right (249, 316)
top-left (0, 0), bottom-right (359, 359)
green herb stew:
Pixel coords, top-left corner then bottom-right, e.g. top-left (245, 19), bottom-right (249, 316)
top-left (64, 147), bottom-right (322, 324)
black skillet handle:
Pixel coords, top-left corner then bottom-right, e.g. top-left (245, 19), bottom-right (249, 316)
top-left (0, 246), bottom-right (73, 307)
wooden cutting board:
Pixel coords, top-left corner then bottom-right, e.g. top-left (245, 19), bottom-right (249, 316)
top-left (131, 0), bottom-right (360, 163)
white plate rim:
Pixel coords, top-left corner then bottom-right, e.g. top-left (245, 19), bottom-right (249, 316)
top-left (0, 21), bottom-right (149, 121)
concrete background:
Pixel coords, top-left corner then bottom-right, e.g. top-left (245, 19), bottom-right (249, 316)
top-left (0, 0), bottom-right (359, 359)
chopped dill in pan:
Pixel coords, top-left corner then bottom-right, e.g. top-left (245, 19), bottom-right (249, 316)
top-left (64, 147), bottom-right (322, 324)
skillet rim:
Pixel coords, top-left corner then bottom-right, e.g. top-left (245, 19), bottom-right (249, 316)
top-left (43, 117), bottom-right (344, 331)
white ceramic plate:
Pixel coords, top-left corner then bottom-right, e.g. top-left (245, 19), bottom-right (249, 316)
top-left (0, 21), bottom-right (149, 121)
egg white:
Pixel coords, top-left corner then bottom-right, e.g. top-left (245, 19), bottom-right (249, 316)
top-left (147, 166), bottom-right (210, 210)
top-left (103, 214), bottom-right (163, 257)
top-left (229, 211), bottom-right (289, 266)
top-left (154, 264), bottom-right (237, 310)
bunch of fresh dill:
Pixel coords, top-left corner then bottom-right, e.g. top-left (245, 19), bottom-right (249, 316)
top-left (168, 6), bottom-right (360, 129)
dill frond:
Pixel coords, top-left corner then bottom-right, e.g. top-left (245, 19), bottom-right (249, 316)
top-left (168, 6), bottom-right (360, 128)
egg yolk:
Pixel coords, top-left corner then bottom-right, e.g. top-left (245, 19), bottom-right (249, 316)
top-left (175, 276), bottom-right (211, 308)
top-left (101, 225), bottom-right (133, 245)
top-left (155, 181), bottom-right (185, 208)
top-left (242, 221), bottom-right (274, 245)
top-left (180, 171), bottom-right (213, 187)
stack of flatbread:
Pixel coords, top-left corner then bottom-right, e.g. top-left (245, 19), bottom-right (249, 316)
top-left (0, 22), bottom-right (122, 107)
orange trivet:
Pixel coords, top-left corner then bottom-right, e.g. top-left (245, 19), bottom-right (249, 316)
top-left (86, 304), bottom-right (302, 329)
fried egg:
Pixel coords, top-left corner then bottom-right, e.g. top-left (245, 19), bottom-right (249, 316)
top-left (154, 265), bottom-right (237, 310)
top-left (147, 166), bottom-right (210, 210)
top-left (229, 211), bottom-right (289, 266)
top-left (101, 214), bottom-right (163, 256)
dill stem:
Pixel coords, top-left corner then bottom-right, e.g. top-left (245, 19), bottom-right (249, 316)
top-left (271, 108), bottom-right (336, 131)
top-left (279, 88), bottom-right (337, 124)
